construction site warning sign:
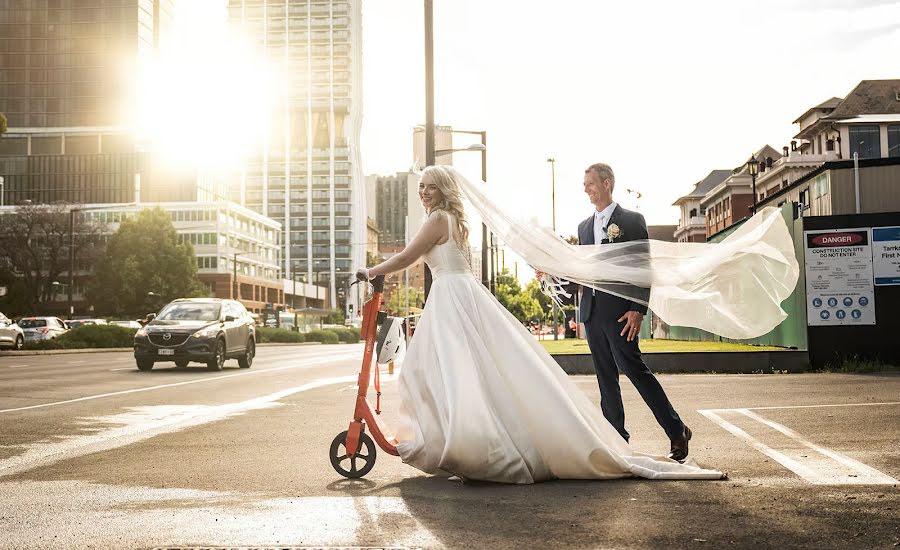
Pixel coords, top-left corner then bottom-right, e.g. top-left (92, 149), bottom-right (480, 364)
top-left (804, 228), bottom-right (876, 326)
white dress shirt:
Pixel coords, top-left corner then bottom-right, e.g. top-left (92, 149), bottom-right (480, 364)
top-left (593, 202), bottom-right (618, 244)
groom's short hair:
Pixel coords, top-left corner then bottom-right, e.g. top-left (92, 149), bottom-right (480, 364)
top-left (586, 163), bottom-right (615, 191)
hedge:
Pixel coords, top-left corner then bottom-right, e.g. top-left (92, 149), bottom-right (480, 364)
top-left (305, 329), bottom-right (340, 344)
top-left (256, 327), bottom-right (305, 344)
top-left (330, 327), bottom-right (361, 343)
top-left (24, 324), bottom-right (137, 350)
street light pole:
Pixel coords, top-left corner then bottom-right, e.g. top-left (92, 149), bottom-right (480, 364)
top-left (68, 208), bottom-right (76, 318)
top-left (233, 251), bottom-right (248, 301)
top-left (423, 0), bottom-right (435, 300)
top-left (747, 154), bottom-right (760, 216)
top-left (435, 131), bottom-right (490, 292)
top-left (547, 158), bottom-right (558, 340)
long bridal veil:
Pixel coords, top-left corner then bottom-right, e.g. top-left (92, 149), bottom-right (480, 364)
top-left (449, 167), bottom-right (800, 340)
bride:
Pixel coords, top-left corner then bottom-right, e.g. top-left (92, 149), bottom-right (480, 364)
top-left (357, 165), bottom-right (725, 484)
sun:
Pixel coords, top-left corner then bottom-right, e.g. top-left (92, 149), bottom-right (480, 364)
top-left (127, 1), bottom-right (279, 172)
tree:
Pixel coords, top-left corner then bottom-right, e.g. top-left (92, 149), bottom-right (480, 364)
top-left (384, 283), bottom-right (424, 317)
top-left (494, 268), bottom-right (544, 324)
top-left (0, 112), bottom-right (7, 135)
top-left (0, 203), bottom-right (101, 315)
top-left (87, 207), bottom-right (206, 317)
top-left (366, 251), bottom-right (381, 268)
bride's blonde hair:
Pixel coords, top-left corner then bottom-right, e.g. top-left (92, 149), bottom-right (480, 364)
top-left (420, 165), bottom-right (470, 245)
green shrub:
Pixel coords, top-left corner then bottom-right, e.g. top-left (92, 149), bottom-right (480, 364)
top-left (256, 327), bottom-right (305, 344)
top-left (331, 327), bottom-right (360, 343)
top-left (305, 329), bottom-right (339, 344)
top-left (348, 326), bottom-right (361, 341)
top-left (24, 324), bottom-right (136, 350)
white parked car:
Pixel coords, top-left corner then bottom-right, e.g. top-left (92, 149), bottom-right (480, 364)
top-left (18, 317), bottom-right (68, 342)
top-left (109, 320), bottom-right (143, 330)
top-left (66, 318), bottom-right (108, 329)
top-left (0, 312), bottom-right (25, 350)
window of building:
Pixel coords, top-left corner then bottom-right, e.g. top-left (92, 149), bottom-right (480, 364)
top-left (888, 124), bottom-right (900, 158)
top-left (799, 188), bottom-right (810, 209)
top-left (849, 125), bottom-right (881, 159)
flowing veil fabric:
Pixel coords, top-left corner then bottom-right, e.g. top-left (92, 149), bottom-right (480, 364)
top-left (449, 167), bottom-right (800, 340)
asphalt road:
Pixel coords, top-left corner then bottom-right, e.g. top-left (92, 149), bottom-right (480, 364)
top-left (0, 345), bottom-right (898, 549)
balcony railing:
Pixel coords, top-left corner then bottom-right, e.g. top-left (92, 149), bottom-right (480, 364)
top-left (677, 216), bottom-right (706, 229)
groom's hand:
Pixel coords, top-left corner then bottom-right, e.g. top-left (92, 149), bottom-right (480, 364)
top-left (618, 311), bottom-right (643, 342)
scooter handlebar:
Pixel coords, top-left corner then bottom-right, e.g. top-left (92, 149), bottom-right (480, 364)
top-left (371, 274), bottom-right (385, 293)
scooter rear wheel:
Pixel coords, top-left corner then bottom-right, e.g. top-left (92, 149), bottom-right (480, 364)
top-left (330, 430), bottom-right (377, 478)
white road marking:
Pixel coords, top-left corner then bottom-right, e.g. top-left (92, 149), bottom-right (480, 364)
top-left (0, 351), bottom-right (360, 415)
top-left (0, 373), bottom-right (362, 477)
top-left (109, 367), bottom-right (133, 371)
top-left (67, 361), bottom-right (86, 364)
top-left (7, 364), bottom-right (29, 368)
top-left (744, 401), bottom-right (900, 411)
top-left (699, 408), bottom-right (898, 485)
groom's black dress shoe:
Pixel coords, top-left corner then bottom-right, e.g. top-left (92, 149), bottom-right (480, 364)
top-left (668, 426), bottom-right (692, 463)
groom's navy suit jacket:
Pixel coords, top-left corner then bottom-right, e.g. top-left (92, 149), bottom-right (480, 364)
top-left (575, 204), bottom-right (650, 323)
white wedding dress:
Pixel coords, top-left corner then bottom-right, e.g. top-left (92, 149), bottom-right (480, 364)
top-left (394, 212), bottom-right (724, 484)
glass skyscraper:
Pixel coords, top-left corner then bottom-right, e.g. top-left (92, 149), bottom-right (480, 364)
top-left (226, 0), bottom-right (364, 309)
top-left (0, 0), bottom-right (177, 205)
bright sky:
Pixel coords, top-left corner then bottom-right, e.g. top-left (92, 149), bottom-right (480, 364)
top-left (361, 0), bottom-right (900, 239)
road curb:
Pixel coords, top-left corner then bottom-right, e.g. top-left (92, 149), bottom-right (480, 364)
top-left (0, 341), bottom-right (350, 357)
top-left (0, 347), bottom-right (133, 356)
top-left (551, 350), bottom-right (811, 374)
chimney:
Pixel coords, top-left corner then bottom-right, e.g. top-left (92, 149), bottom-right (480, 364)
top-left (766, 156), bottom-right (773, 168)
top-left (783, 146), bottom-right (789, 157)
top-left (791, 140), bottom-right (797, 151)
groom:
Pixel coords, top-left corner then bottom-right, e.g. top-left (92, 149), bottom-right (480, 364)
top-left (574, 163), bottom-right (691, 462)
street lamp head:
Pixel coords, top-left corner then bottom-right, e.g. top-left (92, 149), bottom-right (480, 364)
top-left (747, 154), bottom-right (760, 177)
top-left (547, 158), bottom-right (555, 163)
top-left (434, 143), bottom-right (486, 156)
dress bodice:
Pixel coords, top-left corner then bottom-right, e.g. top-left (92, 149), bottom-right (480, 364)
top-left (423, 211), bottom-right (471, 278)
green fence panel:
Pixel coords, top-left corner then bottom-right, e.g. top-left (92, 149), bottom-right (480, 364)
top-left (643, 203), bottom-right (807, 349)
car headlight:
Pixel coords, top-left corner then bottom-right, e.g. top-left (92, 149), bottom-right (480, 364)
top-left (135, 327), bottom-right (148, 337)
top-left (192, 326), bottom-right (219, 339)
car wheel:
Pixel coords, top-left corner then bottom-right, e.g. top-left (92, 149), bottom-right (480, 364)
top-left (136, 359), bottom-right (154, 371)
top-left (175, 360), bottom-right (189, 368)
top-left (14, 336), bottom-right (24, 351)
top-left (207, 339), bottom-right (225, 371)
top-left (238, 338), bottom-right (255, 369)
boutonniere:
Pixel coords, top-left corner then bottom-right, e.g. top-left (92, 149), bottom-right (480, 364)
top-left (607, 223), bottom-right (623, 241)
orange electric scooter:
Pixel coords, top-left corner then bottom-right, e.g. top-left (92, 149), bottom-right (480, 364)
top-left (329, 274), bottom-right (401, 478)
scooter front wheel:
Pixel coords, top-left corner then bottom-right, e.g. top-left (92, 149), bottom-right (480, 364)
top-left (330, 430), bottom-right (377, 478)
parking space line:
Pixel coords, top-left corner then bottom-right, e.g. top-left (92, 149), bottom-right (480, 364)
top-left (0, 351), bottom-right (359, 415)
top-left (698, 409), bottom-right (822, 481)
top-left (699, 408), bottom-right (898, 485)
top-left (745, 402), bottom-right (900, 411)
top-left (109, 367), bottom-right (133, 372)
top-left (7, 364), bottom-right (29, 369)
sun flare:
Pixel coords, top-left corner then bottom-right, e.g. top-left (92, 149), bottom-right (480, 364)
top-left (129, 1), bottom-right (279, 171)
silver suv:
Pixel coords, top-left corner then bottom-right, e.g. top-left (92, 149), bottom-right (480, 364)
top-left (0, 312), bottom-right (25, 350)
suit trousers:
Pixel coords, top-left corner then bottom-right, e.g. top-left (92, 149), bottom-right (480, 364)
top-left (582, 296), bottom-right (684, 442)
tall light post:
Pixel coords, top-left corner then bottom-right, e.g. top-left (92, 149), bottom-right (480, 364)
top-left (423, 0), bottom-right (435, 300)
top-left (546, 158), bottom-right (559, 340)
top-left (67, 207), bottom-right (80, 318)
top-left (747, 154), bottom-right (760, 216)
top-left (233, 251), bottom-right (248, 301)
top-left (434, 131), bottom-right (490, 291)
